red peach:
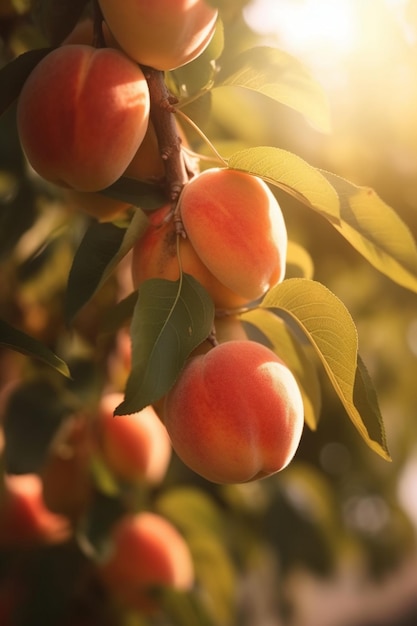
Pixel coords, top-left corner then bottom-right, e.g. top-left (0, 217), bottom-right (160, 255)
top-left (17, 45), bottom-right (150, 191)
top-left (95, 392), bottom-right (171, 484)
top-left (98, 511), bottom-right (194, 612)
top-left (164, 340), bottom-right (304, 483)
top-left (179, 168), bottom-right (288, 302)
top-left (0, 473), bottom-right (70, 546)
top-left (98, 0), bottom-right (218, 70)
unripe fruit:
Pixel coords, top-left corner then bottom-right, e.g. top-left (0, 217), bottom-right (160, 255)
top-left (98, 512), bottom-right (194, 612)
top-left (0, 473), bottom-right (70, 546)
top-left (95, 392), bottom-right (172, 484)
top-left (164, 340), bottom-right (304, 484)
top-left (98, 0), bottom-right (218, 71)
top-left (179, 168), bottom-right (288, 302)
top-left (17, 45), bottom-right (150, 191)
top-left (132, 205), bottom-right (251, 309)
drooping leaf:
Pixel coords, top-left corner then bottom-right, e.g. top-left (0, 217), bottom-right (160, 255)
top-left (215, 46), bottom-right (331, 133)
top-left (100, 291), bottom-right (139, 335)
top-left (0, 319), bottom-right (70, 378)
top-left (102, 177), bottom-right (166, 210)
top-left (262, 278), bottom-right (390, 460)
top-left (241, 308), bottom-right (322, 430)
top-left (66, 209), bottom-right (148, 323)
top-left (321, 170), bottom-right (417, 293)
top-left (228, 146), bottom-right (340, 221)
top-left (0, 48), bottom-right (53, 116)
top-left (115, 275), bottom-right (214, 415)
top-left (31, 0), bottom-right (89, 45)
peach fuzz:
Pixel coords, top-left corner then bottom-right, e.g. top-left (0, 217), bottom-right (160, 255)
top-left (179, 168), bottom-right (288, 302)
top-left (95, 392), bottom-right (171, 484)
top-left (164, 340), bottom-right (304, 484)
top-left (98, 512), bottom-right (194, 612)
top-left (17, 45), bottom-right (150, 192)
top-left (132, 204), bottom-right (251, 309)
top-left (98, 0), bottom-right (218, 71)
top-left (0, 473), bottom-right (70, 546)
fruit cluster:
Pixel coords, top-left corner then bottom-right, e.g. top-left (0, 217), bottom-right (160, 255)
top-left (6, 2), bottom-right (308, 618)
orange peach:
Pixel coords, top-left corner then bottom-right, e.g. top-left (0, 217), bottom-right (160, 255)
top-left (95, 392), bottom-right (171, 484)
top-left (164, 340), bottom-right (304, 484)
top-left (132, 204), bottom-right (251, 309)
top-left (17, 44), bottom-right (150, 191)
top-left (98, 511), bottom-right (194, 612)
top-left (98, 0), bottom-right (218, 70)
top-left (178, 168), bottom-right (288, 302)
top-left (0, 473), bottom-right (70, 546)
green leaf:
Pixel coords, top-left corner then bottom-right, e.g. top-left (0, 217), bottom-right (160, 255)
top-left (100, 291), bottom-right (139, 335)
top-left (0, 319), bottom-right (70, 378)
top-left (262, 278), bottom-right (390, 460)
top-left (286, 240), bottom-right (315, 279)
top-left (115, 275), bottom-right (215, 415)
top-left (241, 308), bottom-right (322, 430)
top-left (228, 147), bottom-right (340, 221)
top-left (0, 48), bottom-right (53, 116)
top-left (102, 177), bottom-right (166, 210)
top-left (321, 170), bottom-right (417, 293)
top-left (31, 0), bottom-right (89, 45)
top-left (215, 46), bottom-right (331, 133)
top-left (66, 209), bottom-right (148, 323)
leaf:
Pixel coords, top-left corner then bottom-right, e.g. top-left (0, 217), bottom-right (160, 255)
top-left (228, 147), bottom-right (340, 221)
top-left (321, 170), bottom-right (417, 293)
top-left (286, 240), bottom-right (315, 279)
top-left (0, 319), bottom-right (70, 378)
top-left (115, 275), bottom-right (214, 415)
top-left (0, 48), bottom-right (53, 116)
top-left (31, 0), bottom-right (89, 45)
top-left (262, 278), bottom-right (390, 460)
top-left (241, 308), bottom-right (322, 430)
top-left (100, 291), bottom-right (139, 335)
top-left (102, 177), bottom-right (166, 210)
top-left (215, 46), bottom-right (331, 133)
top-left (66, 209), bottom-right (148, 323)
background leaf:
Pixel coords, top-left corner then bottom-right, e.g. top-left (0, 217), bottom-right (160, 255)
top-left (215, 46), bottom-right (332, 133)
top-left (261, 278), bottom-right (390, 460)
top-left (0, 48), bottom-right (52, 116)
top-left (241, 308), bottom-right (322, 430)
top-left (321, 170), bottom-right (417, 293)
top-left (66, 209), bottom-right (148, 323)
top-left (31, 0), bottom-right (89, 45)
top-left (115, 275), bottom-right (215, 415)
top-left (228, 146), bottom-right (340, 221)
top-left (102, 177), bottom-right (166, 210)
top-left (0, 319), bottom-right (70, 377)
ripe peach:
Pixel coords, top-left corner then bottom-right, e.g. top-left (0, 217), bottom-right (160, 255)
top-left (179, 168), bottom-right (288, 302)
top-left (0, 473), bottom-right (70, 546)
top-left (98, 512), bottom-right (194, 612)
top-left (164, 340), bottom-right (304, 484)
top-left (98, 0), bottom-right (218, 71)
top-left (95, 392), bottom-right (172, 484)
top-left (132, 204), bottom-right (251, 309)
top-left (17, 44), bottom-right (150, 192)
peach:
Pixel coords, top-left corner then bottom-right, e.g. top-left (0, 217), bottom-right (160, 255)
top-left (178, 168), bottom-right (288, 302)
top-left (98, 0), bottom-right (218, 71)
top-left (98, 512), bottom-right (194, 612)
top-left (17, 44), bottom-right (150, 192)
top-left (95, 392), bottom-right (172, 484)
top-left (132, 204), bottom-right (251, 309)
top-left (0, 473), bottom-right (70, 546)
top-left (164, 340), bottom-right (304, 484)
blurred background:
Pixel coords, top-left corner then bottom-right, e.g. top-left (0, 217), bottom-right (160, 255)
top-left (1, 1), bottom-right (417, 625)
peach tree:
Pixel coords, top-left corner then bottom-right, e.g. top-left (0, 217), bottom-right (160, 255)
top-left (0, 0), bottom-right (416, 624)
